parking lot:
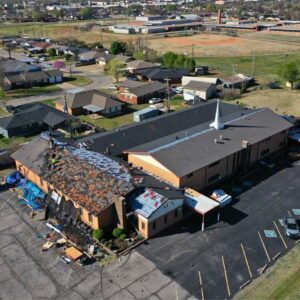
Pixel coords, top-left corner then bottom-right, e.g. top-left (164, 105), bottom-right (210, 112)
top-left (138, 157), bottom-right (300, 299)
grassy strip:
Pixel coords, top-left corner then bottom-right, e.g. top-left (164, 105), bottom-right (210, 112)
top-left (235, 246), bottom-right (300, 300)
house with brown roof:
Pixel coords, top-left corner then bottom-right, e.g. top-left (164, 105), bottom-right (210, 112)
top-left (126, 60), bottom-right (158, 74)
top-left (55, 88), bottom-right (123, 116)
top-left (117, 81), bottom-right (166, 104)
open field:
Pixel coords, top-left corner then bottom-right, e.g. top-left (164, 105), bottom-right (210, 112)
top-left (235, 246), bottom-right (300, 300)
top-left (245, 31), bottom-right (300, 44)
top-left (239, 88), bottom-right (300, 117)
top-left (196, 52), bottom-right (300, 83)
top-left (150, 33), bottom-right (300, 57)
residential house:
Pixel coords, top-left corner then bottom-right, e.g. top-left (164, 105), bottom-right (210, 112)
top-left (55, 88), bottom-right (123, 116)
top-left (136, 67), bottom-right (189, 84)
top-left (183, 80), bottom-right (217, 101)
top-left (96, 53), bottom-right (131, 66)
top-left (126, 60), bottom-right (158, 74)
top-left (46, 69), bottom-right (63, 84)
top-left (0, 103), bottom-right (76, 138)
top-left (182, 76), bottom-right (221, 86)
top-left (117, 81), bottom-right (166, 104)
top-left (222, 74), bottom-right (254, 90)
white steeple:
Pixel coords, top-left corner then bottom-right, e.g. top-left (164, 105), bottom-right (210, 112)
top-left (210, 99), bottom-right (224, 130)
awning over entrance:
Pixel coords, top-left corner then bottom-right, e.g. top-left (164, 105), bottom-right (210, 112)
top-left (184, 188), bottom-right (220, 231)
top-left (83, 104), bottom-right (102, 113)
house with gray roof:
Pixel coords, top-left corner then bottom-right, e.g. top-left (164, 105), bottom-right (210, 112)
top-left (0, 103), bottom-right (76, 138)
top-left (55, 88), bottom-right (123, 116)
top-left (183, 80), bottom-right (217, 101)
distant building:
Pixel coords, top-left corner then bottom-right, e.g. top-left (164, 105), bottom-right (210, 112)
top-left (183, 80), bottom-right (217, 101)
top-left (56, 88), bottom-right (123, 116)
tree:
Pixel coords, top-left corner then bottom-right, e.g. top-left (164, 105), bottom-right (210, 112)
top-left (146, 49), bottom-right (159, 63)
top-left (5, 43), bottom-right (15, 59)
top-left (32, 11), bottom-right (43, 21)
top-left (278, 62), bottom-right (300, 90)
top-left (79, 7), bottom-right (93, 19)
top-left (162, 51), bottom-right (177, 68)
top-left (106, 58), bottom-right (124, 83)
top-left (110, 41), bottom-right (127, 55)
top-left (133, 50), bottom-right (145, 60)
top-left (53, 60), bottom-right (65, 70)
top-left (184, 57), bottom-right (196, 73)
top-left (47, 48), bottom-right (56, 57)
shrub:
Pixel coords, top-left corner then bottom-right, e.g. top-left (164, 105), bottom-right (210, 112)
top-left (112, 227), bottom-right (123, 238)
top-left (119, 233), bottom-right (127, 240)
top-left (92, 229), bottom-right (104, 241)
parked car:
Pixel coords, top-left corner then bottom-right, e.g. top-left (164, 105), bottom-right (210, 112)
top-left (172, 87), bottom-right (183, 94)
top-left (107, 84), bottom-right (118, 90)
top-left (59, 254), bottom-right (71, 264)
top-left (149, 98), bottom-right (162, 104)
top-left (74, 61), bottom-right (83, 67)
top-left (210, 189), bottom-right (232, 207)
top-left (284, 217), bottom-right (300, 238)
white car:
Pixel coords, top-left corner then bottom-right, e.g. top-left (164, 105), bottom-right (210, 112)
top-left (210, 189), bottom-right (232, 207)
top-left (107, 84), bottom-right (118, 90)
top-left (149, 98), bottom-right (162, 104)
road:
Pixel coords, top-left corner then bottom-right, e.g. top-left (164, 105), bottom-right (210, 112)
top-left (0, 189), bottom-right (196, 300)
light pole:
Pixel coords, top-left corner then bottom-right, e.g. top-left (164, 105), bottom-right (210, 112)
top-left (165, 78), bottom-right (171, 112)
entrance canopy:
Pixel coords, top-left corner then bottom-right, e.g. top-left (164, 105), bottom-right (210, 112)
top-left (83, 104), bottom-right (102, 113)
top-left (184, 188), bottom-right (219, 215)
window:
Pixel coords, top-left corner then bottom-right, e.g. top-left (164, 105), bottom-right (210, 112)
top-left (186, 173), bottom-right (193, 178)
top-left (260, 149), bottom-right (270, 157)
top-left (141, 221), bottom-right (145, 230)
top-left (152, 221), bottom-right (156, 230)
top-left (88, 212), bottom-right (93, 223)
top-left (208, 173), bottom-right (220, 184)
top-left (164, 215), bottom-right (168, 223)
top-left (209, 161), bottom-right (220, 168)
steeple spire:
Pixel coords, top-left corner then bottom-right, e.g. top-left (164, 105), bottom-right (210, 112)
top-left (210, 100), bottom-right (224, 130)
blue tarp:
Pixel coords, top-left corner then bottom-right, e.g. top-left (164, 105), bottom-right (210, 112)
top-left (6, 171), bottom-right (22, 185)
top-left (17, 180), bottom-right (46, 211)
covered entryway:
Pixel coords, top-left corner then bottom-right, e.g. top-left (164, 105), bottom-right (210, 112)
top-left (184, 188), bottom-right (220, 231)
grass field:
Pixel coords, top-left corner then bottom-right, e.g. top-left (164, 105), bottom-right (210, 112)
top-left (150, 34), bottom-right (300, 57)
top-left (196, 52), bottom-right (300, 83)
top-left (235, 246), bottom-right (300, 300)
top-left (64, 75), bottom-right (93, 87)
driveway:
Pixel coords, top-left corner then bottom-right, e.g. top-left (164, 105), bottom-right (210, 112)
top-left (0, 189), bottom-right (196, 300)
top-left (137, 157), bottom-right (300, 299)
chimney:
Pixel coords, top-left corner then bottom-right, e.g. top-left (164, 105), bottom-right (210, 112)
top-left (210, 100), bottom-right (224, 130)
top-left (217, 9), bottom-right (222, 24)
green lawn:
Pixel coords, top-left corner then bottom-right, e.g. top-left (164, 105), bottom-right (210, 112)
top-left (63, 75), bottom-right (93, 87)
top-left (79, 97), bottom-right (185, 130)
top-left (0, 135), bottom-right (35, 149)
top-left (196, 52), bottom-right (300, 84)
top-left (4, 85), bottom-right (62, 100)
top-left (235, 246), bottom-right (300, 300)
top-left (42, 98), bottom-right (59, 107)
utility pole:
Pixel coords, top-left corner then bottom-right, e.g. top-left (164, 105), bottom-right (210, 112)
top-left (232, 64), bottom-right (237, 90)
top-left (192, 44), bottom-right (195, 58)
top-left (165, 78), bottom-right (171, 112)
top-left (252, 49), bottom-right (256, 77)
top-left (63, 93), bottom-right (73, 139)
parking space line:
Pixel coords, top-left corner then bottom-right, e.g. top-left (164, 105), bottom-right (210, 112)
top-left (241, 243), bottom-right (252, 278)
top-left (222, 256), bottom-right (231, 297)
top-left (258, 231), bottom-right (271, 262)
top-left (273, 220), bottom-right (288, 249)
top-left (287, 210), bottom-right (292, 216)
top-left (198, 271), bottom-right (205, 300)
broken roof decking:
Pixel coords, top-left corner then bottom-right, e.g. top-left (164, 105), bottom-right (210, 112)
top-left (130, 188), bottom-right (168, 218)
top-left (45, 147), bottom-right (134, 214)
top-left (12, 136), bottom-right (134, 215)
top-left (127, 108), bottom-right (293, 177)
top-left (78, 101), bottom-right (250, 156)
top-left (184, 188), bottom-right (219, 215)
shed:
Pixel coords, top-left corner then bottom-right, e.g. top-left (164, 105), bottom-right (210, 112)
top-left (133, 107), bottom-right (160, 122)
